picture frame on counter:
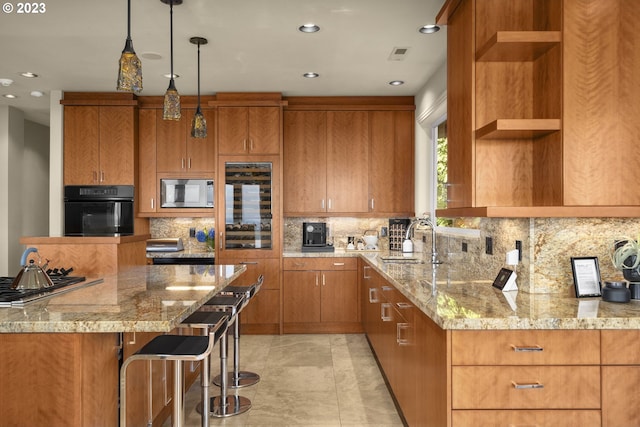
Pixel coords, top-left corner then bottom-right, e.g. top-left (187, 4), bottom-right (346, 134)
top-left (571, 256), bottom-right (602, 298)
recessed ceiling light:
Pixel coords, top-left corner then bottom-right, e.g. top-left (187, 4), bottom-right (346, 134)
top-left (30, 90), bottom-right (44, 97)
top-left (163, 73), bottom-right (180, 79)
top-left (419, 24), bottom-right (440, 34)
top-left (299, 24), bottom-right (320, 33)
top-left (141, 52), bottom-right (163, 60)
top-left (389, 80), bottom-right (404, 86)
top-left (19, 72), bottom-right (38, 78)
top-left (303, 72), bottom-right (319, 78)
top-left (3, 94), bottom-right (18, 99)
top-left (0, 78), bottom-right (13, 87)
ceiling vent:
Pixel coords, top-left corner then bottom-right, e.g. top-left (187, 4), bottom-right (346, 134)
top-left (388, 47), bottom-right (410, 61)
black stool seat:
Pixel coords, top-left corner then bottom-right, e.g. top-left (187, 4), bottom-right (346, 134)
top-left (182, 311), bottom-right (228, 341)
top-left (136, 335), bottom-right (209, 358)
top-left (202, 295), bottom-right (244, 314)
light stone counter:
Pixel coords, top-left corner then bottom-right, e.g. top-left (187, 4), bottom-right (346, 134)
top-left (358, 252), bottom-right (640, 330)
top-left (0, 264), bottom-right (245, 333)
top-left (146, 249), bottom-right (215, 259)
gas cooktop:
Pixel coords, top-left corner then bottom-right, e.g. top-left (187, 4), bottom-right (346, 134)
top-left (0, 275), bottom-right (88, 308)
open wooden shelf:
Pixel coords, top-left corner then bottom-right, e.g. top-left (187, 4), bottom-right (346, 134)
top-left (476, 31), bottom-right (562, 62)
top-left (475, 119), bottom-right (561, 139)
top-left (437, 206), bottom-right (640, 218)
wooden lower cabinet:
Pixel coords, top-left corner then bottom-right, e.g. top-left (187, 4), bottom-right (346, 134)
top-left (452, 410), bottom-right (601, 427)
top-left (359, 260), bottom-right (640, 427)
top-left (283, 257), bottom-right (361, 333)
top-left (217, 257), bottom-right (281, 334)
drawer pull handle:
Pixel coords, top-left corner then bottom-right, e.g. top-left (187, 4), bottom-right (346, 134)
top-left (512, 345), bottom-right (543, 352)
top-left (512, 381), bottom-right (544, 389)
top-left (240, 261), bottom-right (258, 265)
top-left (381, 303), bottom-right (392, 321)
top-left (397, 322), bottom-right (411, 346)
top-left (381, 286), bottom-right (393, 292)
top-left (333, 262), bottom-right (345, 266)
top-left (369, 288), bottom-right (379, 303)
top-left (396, 302), bottom-right (412, 309)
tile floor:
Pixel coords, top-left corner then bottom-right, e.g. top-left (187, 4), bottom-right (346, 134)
top-left (174, 334), bottom-right (404, 427)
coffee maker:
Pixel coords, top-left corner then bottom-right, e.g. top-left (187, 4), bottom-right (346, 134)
top-left (302, 222), bottom-right (334, 252)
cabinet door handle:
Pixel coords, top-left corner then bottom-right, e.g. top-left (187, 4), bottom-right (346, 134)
top-left (240, 261), bottom-right (258, 265)
top-left (100, 171), bottom-right (105, 182)
top-left (243, 139), bottom-right (247, 151)
top-left (250, 139), bottom-right (254, 151)
top-left (322, 273), bottom-right (326, 286)
top-left (363, 265), bottom-right (371, 279)
top-left (150, 198), bottom-right (155, 210)
top-left (181, 158), bottom-right (185, 169)
top-left (369, 287), bottom-right (379, 303)
top-left (321, 199), bottom-right (325, 210)
top-left (397, 322), bottom-right (411, 346)
top-left (93, 171), bottom-right (98, 183)
top-left (381, 303), bottom-right (392, 321)
top-left (370, 198), bottom-right (375, 210)
top-left (512, 345), bottom-right (544, 352)
top-left (188, 158), bottom-right (192, 169)
top-left (333, 262), bottom-right (345, 266)
top-left (512, 381), bottom-right (544, 389)
top-left (315, 273), bottom-right (319, 286)
top-left (328, 198), bottom-right (333, 210)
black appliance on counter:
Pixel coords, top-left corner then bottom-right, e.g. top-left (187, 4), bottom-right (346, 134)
top-left (64, 185), bottom-right (134, 236)
top-left (302, 222), bottom-right (334, 253)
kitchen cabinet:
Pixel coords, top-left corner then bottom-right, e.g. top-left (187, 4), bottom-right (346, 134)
top-left (156, 108), bottom-right (216, 173)
top-left (283, 99), bottom-right (415, 217)
top-left (283, 257), bottom-right (360, 333)
top-left (436, 0), bottom-right (640, 217)
top-left (138, 108), bottom-right (216, 217)
top-left (360, 259), bottom-right (604, 426)
top-left (216, 257), bottom-right (281, 334)
top-left (369, 110), bottom-right (414, 215)
top-left (63, 104), bottom-right (137, 185)
top-left (217, 106), bottom-right (281, 155)
top-left (601, 330), bottom-right (640, 426)
top-left (283, 110), bottom-right (369, 215)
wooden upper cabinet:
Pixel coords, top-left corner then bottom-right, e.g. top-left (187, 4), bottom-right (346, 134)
top-left (156, 108), bottom-right (215, 174)
top-left (326, 111), bottom-right (369, 213)
top-left (283, 111), bottom-right (327, 214)
top-left (369, 111), bottom-right (414, 216)
top-left (218, 106), bottom-right (280, 155)
top-left (138, 109), bottom-right (157, 214)
top-left (64, 105), bottom-right (136, 185)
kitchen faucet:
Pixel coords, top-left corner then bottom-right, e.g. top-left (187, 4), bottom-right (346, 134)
top-left (403, 216), bottom-right (441, 264)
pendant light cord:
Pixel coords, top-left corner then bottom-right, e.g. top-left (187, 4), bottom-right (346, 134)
top-left (169, 0), bottom-right (174, 84)
top-left (197, 41), bottom-right (201, 109)
top-left (127, 0), bottom-right (132, 40)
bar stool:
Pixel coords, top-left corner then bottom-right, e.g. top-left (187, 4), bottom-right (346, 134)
top-left (214, 274), bottom-right (264, 388)
top-left (119, 321), bottom-right (224, 427)
top-left (180, 311), bottom-right (229, 427)
top-left (199, 293), bottom-right (251, 417)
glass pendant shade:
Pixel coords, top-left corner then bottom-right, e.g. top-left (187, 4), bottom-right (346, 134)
top-left (116, 0), bottom-right (142, 94)
top-left (117, 39), bottom-right (142, 94)
top-left (163, 80), bottom-right (181, 120)
top-left (191, 107), bottom-right (207, 138)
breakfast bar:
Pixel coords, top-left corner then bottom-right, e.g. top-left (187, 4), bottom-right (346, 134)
top-left (0, 264), bottom-right (246, 427)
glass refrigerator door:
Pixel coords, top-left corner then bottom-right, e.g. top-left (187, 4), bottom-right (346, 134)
top-left (224, 162), bottom-right (273, 250)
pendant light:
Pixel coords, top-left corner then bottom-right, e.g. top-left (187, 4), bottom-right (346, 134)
top-left (161, 0), bottom-right (182, 120)
top-left (189, 36), bottom-right (208, 138)
top-left (117, 0), bottom-right (142, 93)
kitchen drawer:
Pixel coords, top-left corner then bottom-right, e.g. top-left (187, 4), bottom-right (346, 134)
top-left (452, 330), bottom-right (600, 365)
top-left (601, 330), bottom-right (640, 364)
top-left (452, 409), bottom-right (601, 427)
top-left (283, 257), bottom-right (356, 271)
top-left (452, 366), bottom-right (601, 409)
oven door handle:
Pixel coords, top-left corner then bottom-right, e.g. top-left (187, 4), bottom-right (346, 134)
top-left (113, 202), bottom-right (121, 228)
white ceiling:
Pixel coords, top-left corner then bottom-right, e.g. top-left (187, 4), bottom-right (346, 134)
top-left (0, 0), bottom-right (447, 126)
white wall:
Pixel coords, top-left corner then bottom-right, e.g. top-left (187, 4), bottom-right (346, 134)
top-left (49, 90), bottom-right (64, 236)
top-left (0, 106), bottom-right (25, 275)
top-left (413, 61), bottom-right (447, 217)
top-left (23, 119), bottom-right (50, 239)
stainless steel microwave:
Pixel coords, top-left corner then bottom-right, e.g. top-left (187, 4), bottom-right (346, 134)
top-left (160, 179), bottom-right (214, 208)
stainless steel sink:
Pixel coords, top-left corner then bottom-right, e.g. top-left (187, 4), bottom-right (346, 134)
top-left (380, 256), bottom-right (424, 264)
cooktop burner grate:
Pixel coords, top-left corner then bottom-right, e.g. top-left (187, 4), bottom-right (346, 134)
top-left (0, 276), bottom-right (87, 307)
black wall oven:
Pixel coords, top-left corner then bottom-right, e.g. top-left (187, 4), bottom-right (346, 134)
top-left (64, 185), bottom-right (134, 236)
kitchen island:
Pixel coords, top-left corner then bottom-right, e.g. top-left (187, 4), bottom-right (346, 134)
top-left (355, 252), bottom-right (640, 427)
top-left (0, 264), bottom-right (246, 427)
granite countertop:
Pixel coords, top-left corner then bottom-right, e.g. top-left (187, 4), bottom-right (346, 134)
top-left (146, 249), bottom-right (215, 259)
top-left (0, 264), bottom-right (246, 333)
top-left (358, 252), bottom-right (640, 330)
